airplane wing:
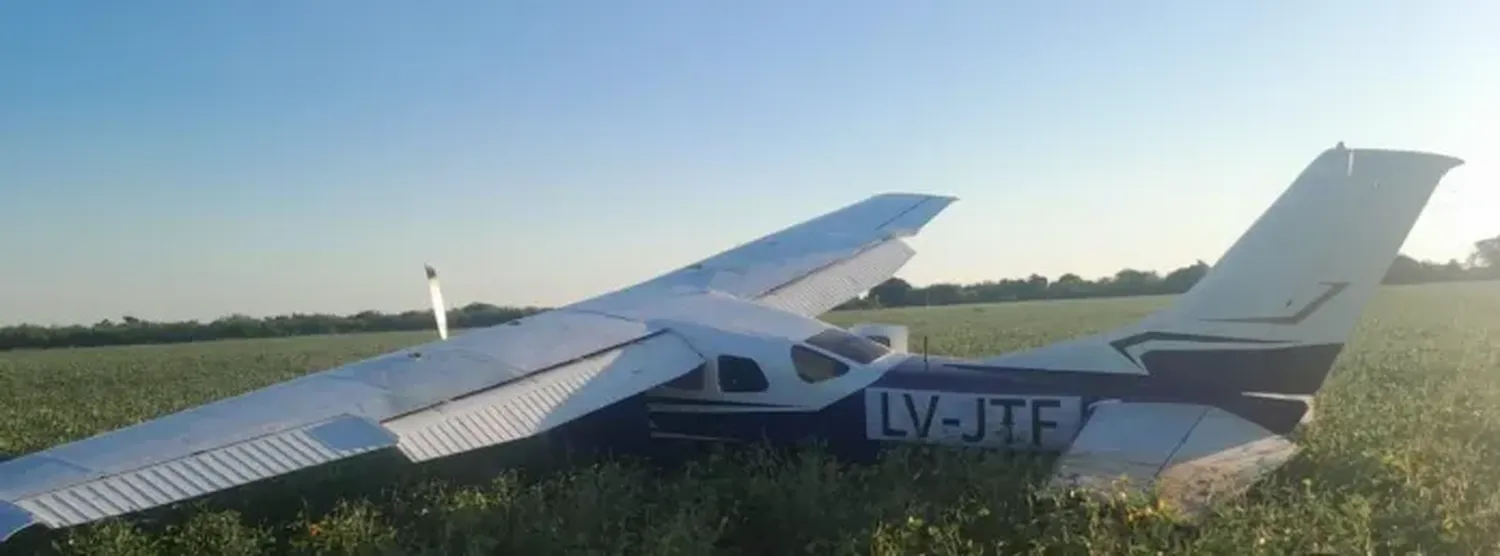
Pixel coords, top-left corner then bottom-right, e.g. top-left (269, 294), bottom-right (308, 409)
top-left (1047, 401), bottom-right (1299, 520)
top-left (0, 192), bottom-right (955, 541)
top-left (579, 193), bottom-right (956, 317)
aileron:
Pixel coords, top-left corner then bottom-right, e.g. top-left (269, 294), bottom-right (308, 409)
top-left (4, 415), bottom-right (397, 537)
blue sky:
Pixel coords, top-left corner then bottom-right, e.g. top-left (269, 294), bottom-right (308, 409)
top-left (1, 1), bottom-right (1495, 326)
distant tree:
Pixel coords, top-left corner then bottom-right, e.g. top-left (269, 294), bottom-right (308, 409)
top-left (922, 283), bottom-right (965, 305)
top-left (1109, 269), bottom-right (1162, 295)
top-left (869, 278), bottom-right (914, 307)
top-left (1385, 254), bottom-right (1428, 284)
top-left (1444, 258), bottom-right (1465, 276)
top-left (1162, 260), bottom-right (1210, 292)
top-left (1022, 274), bottom-right (1049, 297)
top-left (1048, 273), bottom-right (1088, 298)
top-left (1471, 234), bottom-right (1500, 272)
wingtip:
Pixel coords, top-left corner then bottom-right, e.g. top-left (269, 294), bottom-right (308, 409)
top-left (874, 192), bottom-right (959, 203)
top-left (1329, 142), bottom-right (1465, 168)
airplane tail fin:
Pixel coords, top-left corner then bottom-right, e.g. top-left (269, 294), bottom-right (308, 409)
top-left (1136, 144), bottom-right (1464, 354)
top-left (1127, 145), bottom-right (1463, 397)
top-left (981, 144), bottom-right (1464, 431)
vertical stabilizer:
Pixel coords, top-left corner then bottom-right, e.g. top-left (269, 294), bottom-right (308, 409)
top-left (1107, 145), bottom-right (1463, 414)
top-left (979, 144), bottom-right (1464, 413)
top-left (1138, 144), bottom-right (1464, 349)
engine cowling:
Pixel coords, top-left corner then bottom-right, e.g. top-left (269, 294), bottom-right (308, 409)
top-left (846, 323), bottom-right (908, 353)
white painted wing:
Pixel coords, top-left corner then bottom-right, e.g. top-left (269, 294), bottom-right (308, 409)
top-left (1048, 401), bottom-right (1298, 520)
top-left (0, 191), bottom-right (957, 542)
top-left (578, 193), bottom-right (956, 317)
top-left (0, 318), bottom-right (704, 541)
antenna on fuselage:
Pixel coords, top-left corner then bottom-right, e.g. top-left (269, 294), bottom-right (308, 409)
top-left (922, 335), bottom-right (929, 371)
top-left (425, 264), bottom-right (449, 340)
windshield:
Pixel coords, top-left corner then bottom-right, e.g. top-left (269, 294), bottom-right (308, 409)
top-left (803, 328), bottom-right (890, 365)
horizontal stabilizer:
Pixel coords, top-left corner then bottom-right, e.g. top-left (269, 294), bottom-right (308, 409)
top-left (1049, 401), bottom-right (1298, 520)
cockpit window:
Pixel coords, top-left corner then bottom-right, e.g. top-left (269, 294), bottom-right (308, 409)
top-left (791, 345), bottom-right (850, 383)
top-left (717, 355), bottom-right (769, 393)
top-left (804, 328), bottom-right (890, 364)
top-left (867, 335), bottom-right (892, 347)
top-left (663, 363), bottom-right (706, 390)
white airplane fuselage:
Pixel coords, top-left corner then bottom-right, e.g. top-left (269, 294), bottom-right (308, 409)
top-left (630, 340), bottom-right (1105, 460)
top-left (568, 289), bottom-right (1320, 461)
top-left (564, 325), bottom-right (1092, 460)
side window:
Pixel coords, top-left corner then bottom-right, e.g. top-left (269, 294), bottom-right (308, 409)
top-left (791, 345), bottom-right (850, 383)
top-left (663, 363), bottom-right (706, 390)
top-left (805, 328), bottom-right (890, 364)
top-left (717, 355), bottom-right (769, 393)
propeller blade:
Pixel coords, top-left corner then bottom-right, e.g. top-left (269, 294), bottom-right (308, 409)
top-left (425, 264), bottom-right (449, 340)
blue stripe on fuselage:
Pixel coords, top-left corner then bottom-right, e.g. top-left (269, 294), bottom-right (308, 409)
top-left (642, 342), bottom-right (1330, 459)
top-left (642, 357), bottom-right (1109, 457)
top-left (873, 355), bottom-right (1152, 397)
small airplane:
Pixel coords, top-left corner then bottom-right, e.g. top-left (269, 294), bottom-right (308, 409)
top-left (0, 143), bottom-right (1465, 541)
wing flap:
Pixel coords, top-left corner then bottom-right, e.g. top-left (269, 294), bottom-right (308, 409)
top-left (757, 239), bottom-right (916, 316)
top-left (0, 327), bottom-right (703, 539)
top-left (385, 331), bottom-right (705, 461)
top-left (0, 311), bottom-right (664, 541)
top-left (1049, 401), bottom-right (1298, 519)
top-left (3, 415), bottom-right (396, 537)
top-left (0, 312), bottom-right (657, 502)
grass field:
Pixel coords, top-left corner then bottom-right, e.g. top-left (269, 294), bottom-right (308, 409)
top-left (5, 281), bottom-right (1500, 554)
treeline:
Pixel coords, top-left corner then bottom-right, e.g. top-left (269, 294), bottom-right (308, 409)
top-left (0, 304), bottom-right (546, 352)
top-left (4, 235), bottom-right (1498, 351)
top-left (841, 261), bottom-right (1212, 310)
top-left (841, 252), bottom-right (1500, 311)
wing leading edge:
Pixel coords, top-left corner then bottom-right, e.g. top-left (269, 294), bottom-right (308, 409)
top-left (0, 192), bottom-right (957, 541)
top-left (577, 193), bottom-right (956, 317)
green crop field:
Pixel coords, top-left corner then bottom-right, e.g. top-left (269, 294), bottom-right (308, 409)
top-left (4, 281), bottom-right (1500, 555)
